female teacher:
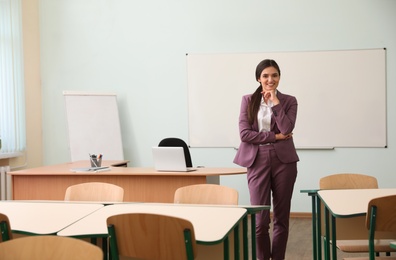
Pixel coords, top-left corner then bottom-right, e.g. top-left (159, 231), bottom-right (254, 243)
top-left (234, 59), bottom-right (299, 260)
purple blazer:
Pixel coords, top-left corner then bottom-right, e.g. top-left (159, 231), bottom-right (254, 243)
top-left (233, 91), bottom-right (299, 168)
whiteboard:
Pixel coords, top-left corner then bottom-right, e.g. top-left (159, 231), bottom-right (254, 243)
top-left (64, 91), bottom-right (124, 161)
top-left (187, 49), bottom-right (387, 148)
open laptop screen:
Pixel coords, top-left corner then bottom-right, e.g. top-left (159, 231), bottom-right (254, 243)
top-left (152, 147), bottom-right (196, 172)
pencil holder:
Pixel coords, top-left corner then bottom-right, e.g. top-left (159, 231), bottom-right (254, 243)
top-left (90, 156), bottom-right (102, 167)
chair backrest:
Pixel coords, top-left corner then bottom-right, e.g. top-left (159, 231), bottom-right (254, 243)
top-left (174, 184), bottom-right (239, 205)
top-left (367, 195), bottom-right (396, 233)
top-left (158, 137), bottom-right (193, 167)
top-left (107, 213), bottom-right (197, 260)
top-left (319, 173), bottom-right (378, 190)
top-left (319, 173), bottom-right (378, 239)
top-left (0, 235), bottom-right (103, 260)
top-left (0, 213), bottom-right (12, 242)
top-left (64, 182), bottom-right (124, 202)
top-left (366, 195), bottom-right (396, 260)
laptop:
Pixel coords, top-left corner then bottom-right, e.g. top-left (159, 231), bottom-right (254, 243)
top-left (152, 146), bottom-right (196, 172)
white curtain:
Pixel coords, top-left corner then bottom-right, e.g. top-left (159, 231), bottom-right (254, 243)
top-left (0, 0), bottom-right (26, 155)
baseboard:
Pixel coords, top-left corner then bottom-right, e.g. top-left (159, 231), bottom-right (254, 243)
top-left (290, 212), bottom-right (312, 219)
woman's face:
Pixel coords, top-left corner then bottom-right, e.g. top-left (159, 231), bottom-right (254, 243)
top-left (258, 66), bottom-right (280, 92)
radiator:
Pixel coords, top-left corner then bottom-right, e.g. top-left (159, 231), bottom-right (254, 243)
top-left (0, 166), bottom-right (12, 200)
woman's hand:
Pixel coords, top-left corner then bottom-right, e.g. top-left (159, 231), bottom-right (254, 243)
top-left (261, 90), bottom-right (280, 105)
top-left (275, 133), bottom-right (293, 140)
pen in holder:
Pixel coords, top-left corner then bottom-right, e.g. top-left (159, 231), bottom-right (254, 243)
top-left (89, 154), bottom-right (102, 167)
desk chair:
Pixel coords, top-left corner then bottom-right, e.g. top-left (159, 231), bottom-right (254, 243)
top-left (64, 182), bottom-right (123, 249)
top-left (174, 184), bottom-right (239, 205)
top-left (0, 213), bottom-right (12, 242)
top-left (174, 184), bottom-right (246, 259)
top-left (0, 235), bottom-right (103, 259)
top-left (320, 173), bottom-right (395, 256)
top-left (344, 194), bottom-right (396, 260)
top-left (159, 137), bottom-right (193, 167)
top-left (64, 182), bottom-right (124, 202)
top-left (107, 213), bottom-right (197, 260)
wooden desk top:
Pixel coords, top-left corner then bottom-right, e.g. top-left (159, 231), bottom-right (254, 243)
top-left (8, 161), bottom-right (247, 177)
top-left (0, 201), bottom-right (104, 235)
top-left (58, 203), bottom-right (247, 244)
top-left (318, 188), bottom-right (396, 218)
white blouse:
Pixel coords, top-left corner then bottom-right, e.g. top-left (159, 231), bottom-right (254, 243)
top-left (257, 97), bottom-right (273, 133)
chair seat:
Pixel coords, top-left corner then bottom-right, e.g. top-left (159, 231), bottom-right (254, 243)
top-left (337, 239), bottom-right (396, 252)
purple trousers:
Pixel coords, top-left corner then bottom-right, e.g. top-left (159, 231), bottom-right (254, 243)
top-left (247, 145), bottom-right (297, 260)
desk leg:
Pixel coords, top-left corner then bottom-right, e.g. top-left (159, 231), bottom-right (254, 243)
top-left (331, 215), bottom-right (337, 260)
top-left (234, 223), bottom-right (240, 260)
top-left (251, 213), bottom-right (257, 260)
top-left (89, 236), bottom-right (107, 260)
top-left (305, 190), bottom-right (322, 260)
top-left (324, 207), bottom-right (330, 260)
top-left (224, 236), bottom-right (230, 260)
top-left (310, 194), bottom-right (318, 260)
top-left (316, 196), bottom-right (322, 260)
top-left (102, 237), bottom-right (108, 260)
top-left (243, 216), bottom-right (248, 260)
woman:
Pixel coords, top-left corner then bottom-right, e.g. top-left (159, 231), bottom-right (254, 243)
top-left (234, 59), bottom-right (299, 260)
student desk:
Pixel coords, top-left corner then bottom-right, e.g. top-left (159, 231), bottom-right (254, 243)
top-left (318, 189), bottom-right (396, 260)
top-left (57, 203), bottom-right (247, 260)
top-left (8, 161), bottom-right (247, 202)
top-left (0, 200), bottom-right (103, 235)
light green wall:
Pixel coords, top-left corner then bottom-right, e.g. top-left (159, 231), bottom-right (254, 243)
top-left (39, 0), bottom-right (396, 212)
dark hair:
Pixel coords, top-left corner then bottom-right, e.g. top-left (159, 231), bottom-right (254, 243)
top-left (248, 59), bottom-right (281, 125)
top-left (255, 59), bottom-right (281, 81)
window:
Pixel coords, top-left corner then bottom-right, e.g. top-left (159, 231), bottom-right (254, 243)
top-left (0, 0), bottom-right (26, 156)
